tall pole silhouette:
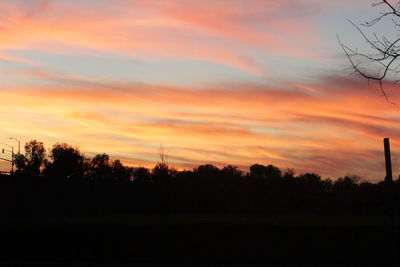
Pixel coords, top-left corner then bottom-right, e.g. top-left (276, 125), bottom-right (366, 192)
top-left (11, 146), bottom-right (14, 174)
top-left (383, 138), bottom-right (398, 266)
top-left (9, 137), bottom-right (20, 155)
top-left (384, 138), bottom-right (392, 183)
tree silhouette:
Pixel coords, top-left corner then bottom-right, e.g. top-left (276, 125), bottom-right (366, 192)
top-left (17, 140), bottom-right (46, 175)
top-left (332, 175), bottom-right (360, 194)
top-left (87, 153), bottom-right (113, 179)
top-left (249, 164), bottom-right (282, 182)
top-left (151, 144), bottom-right (176, 183)
top-left (3, 138), bottom-right (395, 217)
top-left (339, 0), bottom-right (400, 100)
top-left (193, 164), bottom-right (220, 177)
top-left (111, 159), bottom-right (132, 182)
top-left (297, 173), bottom-right (324, 193)
top-left (44, 143), bottom-right (84, 179)
top-left (152, 162), bottom-right (176, 183)
top-left (282, 168), bottom-right (295, 181)
top-left (221, 165), bottom-right (243, 179)
top-left (14, 153), bottom-right (27, 172)
top-left (133, 167), bottom-right (151, 183)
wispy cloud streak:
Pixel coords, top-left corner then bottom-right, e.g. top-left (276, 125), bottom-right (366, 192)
top-left (0, 0), bottom-right (392, 181)
top-left (0, 67), bottom-right (397, 180)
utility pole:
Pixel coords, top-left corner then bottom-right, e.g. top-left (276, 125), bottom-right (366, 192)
top-left (9, 137), bottom-right (20, 155)
top-left (10, 146), bottom-right (14, 174)
top-left (384, 138), bottom-right (393, 183)
top-left (383, 138), bottom-right (398, 266)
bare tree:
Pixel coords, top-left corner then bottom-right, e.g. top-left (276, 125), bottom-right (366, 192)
top-left (339, 0), bottom-right (400, 102)
top-left (159, 143), bottom-right (168, 165)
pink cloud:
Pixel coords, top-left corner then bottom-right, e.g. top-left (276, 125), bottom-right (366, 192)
top-left (0, 0), bottom-right (337, 73)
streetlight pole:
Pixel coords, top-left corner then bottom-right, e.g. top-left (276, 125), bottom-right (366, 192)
top-left (11, 146), bottom-right (14, 174)
top-left (1, 143), bottom-right (14, 174)
top-left (9, 137), bottom-right (20, 155)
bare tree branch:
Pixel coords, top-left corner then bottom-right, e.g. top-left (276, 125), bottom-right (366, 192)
top-left (339, 0), bottom-right (400, 103)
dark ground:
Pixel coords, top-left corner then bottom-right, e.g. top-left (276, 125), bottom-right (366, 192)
top-left (0, 214), bottom-right (398, 265)
top-left (1, 173), bottom-right (398, 265)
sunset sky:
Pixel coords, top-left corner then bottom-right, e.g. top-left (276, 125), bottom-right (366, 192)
top-left (0, 0), bottom-right (399, 181)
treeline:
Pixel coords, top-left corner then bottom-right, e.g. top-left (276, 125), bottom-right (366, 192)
top-left (12, 140), bottom-right (132, 180)
top-left (0, 139), bottom-right (397, 216)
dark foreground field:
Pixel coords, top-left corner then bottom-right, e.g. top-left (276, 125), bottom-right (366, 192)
top-left (1, 214), bottom-right (398, 265)
top-left (1, 173), bottom-right (398, 265)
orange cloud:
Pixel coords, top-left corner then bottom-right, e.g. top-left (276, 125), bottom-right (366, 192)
top-left (0, 69), bottom-right (398, 181)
